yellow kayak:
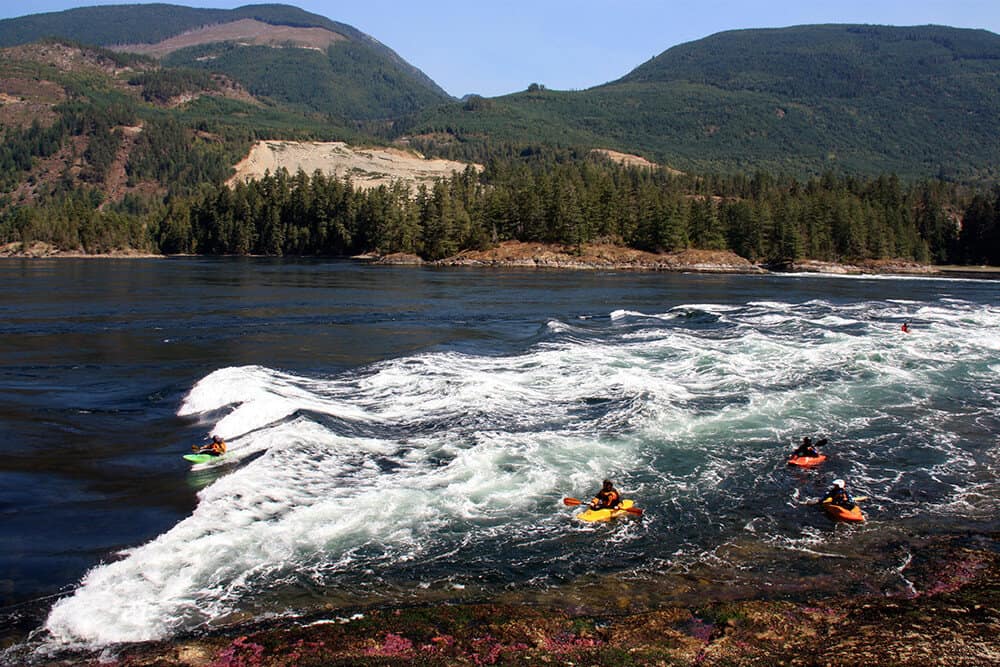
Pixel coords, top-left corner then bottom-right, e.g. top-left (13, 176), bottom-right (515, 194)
top-left (577, 499), bottom-right (636, 522)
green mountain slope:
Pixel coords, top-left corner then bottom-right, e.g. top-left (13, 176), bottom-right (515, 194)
top-left (403, 25), bottom-right (1000, 181)
top-left (0, 3), bottom-right (451, 120)
top-left (0, 38), bottom-right (354, 207)
top-left (162, 39), bottom-right (445, 121)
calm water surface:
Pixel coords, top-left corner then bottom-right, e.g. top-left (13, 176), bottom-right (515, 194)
top-left (0, 258), bottom-right (997, 651)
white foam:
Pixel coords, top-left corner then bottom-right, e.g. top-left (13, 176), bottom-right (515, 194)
top-left (609, 309), bottom-right (644, 320)
top-left (178, 365), bottom-right (375, 439)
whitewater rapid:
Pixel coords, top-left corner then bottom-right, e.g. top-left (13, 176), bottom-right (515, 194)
top-left (41, 295), bottom-right (1000, 648)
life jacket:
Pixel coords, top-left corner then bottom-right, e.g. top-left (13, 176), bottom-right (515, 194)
top-left (592, 489), bottom-right (620, 509)
top-left (825, 487), bottom-right (854, 509)
top-left (210, 440), bottom-right (226, 455)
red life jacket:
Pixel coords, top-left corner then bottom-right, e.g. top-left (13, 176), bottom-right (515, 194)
top-left (592, 489), bottom-right (620, 509)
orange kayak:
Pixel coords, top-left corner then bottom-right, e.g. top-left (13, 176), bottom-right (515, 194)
top-left (823, 501), bottom-right (865, 522)
top-left (787, 454), bottom-right (827, 467)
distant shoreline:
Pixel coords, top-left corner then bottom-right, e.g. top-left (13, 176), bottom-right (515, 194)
top-left (4, 240), bottom-right (998, 278)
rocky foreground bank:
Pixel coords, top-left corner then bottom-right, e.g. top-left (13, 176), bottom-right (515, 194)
top-left (17, 534), bottom-right (998, 666)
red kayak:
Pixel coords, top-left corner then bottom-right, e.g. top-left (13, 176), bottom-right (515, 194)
top-left (823, 501), bottom-right (865, 522)
top-left (787, 454), bottom-right (827, 467)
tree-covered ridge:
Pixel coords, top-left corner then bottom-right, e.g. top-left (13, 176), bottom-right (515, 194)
top-left (400, 25), bottom-right (1000, 182)
top-left (164, 39), bottom-right (449, 119)
top-left (0, 5), bottom-right (235, 48)
top-left (0, 3), bottom-right (450, 104)
top-left (0, 3), bottom-right (350, 49)
top-left (618, 25), bottom-right (1000, 93)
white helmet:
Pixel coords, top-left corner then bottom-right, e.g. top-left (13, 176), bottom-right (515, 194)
top-left (832, 479), bottom-right (845, 489)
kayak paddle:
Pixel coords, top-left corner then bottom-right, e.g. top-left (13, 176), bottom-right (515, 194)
top-left (562, 497), bottom-right (644, 516)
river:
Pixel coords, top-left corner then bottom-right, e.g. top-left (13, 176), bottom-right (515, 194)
top-left (0, 258), bottom-right (997, 655)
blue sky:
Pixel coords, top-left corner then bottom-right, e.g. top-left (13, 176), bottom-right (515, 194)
top-left (3, 1), bottom-right (1000, 97)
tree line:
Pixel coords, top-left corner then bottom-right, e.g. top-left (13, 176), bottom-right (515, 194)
top-left (3, 154), bottom-right (999, 265)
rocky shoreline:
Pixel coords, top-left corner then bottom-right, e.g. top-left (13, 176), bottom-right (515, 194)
top-left (3, 240), bottom-right (953, 276)
top-left (0, 241), bottom-right (160, 259)
top-left (377, 242), bottom-right (943, 276)
top-left (15, 532), bottom-right (999, 666)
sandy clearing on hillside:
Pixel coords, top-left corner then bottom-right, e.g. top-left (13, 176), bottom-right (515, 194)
top-left (590, 149), bottom-right (658, 169)
top-left (114, 19), bottom-right (346, 58)
top-left (229, 141), bottom-right (482, 191)
top-left (590, 148), bottom-right (684, 175)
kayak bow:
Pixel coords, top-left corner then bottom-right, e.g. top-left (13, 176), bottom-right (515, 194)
top-left (822, 501), bottom-right (865, 522)
top-left (183, 453), bottom-right (221, 464)
top-left (788, 454), bottom-right (827, 467)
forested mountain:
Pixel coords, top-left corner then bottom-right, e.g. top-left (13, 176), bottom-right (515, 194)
top-left (0, 3), bottom-right (451, 119)
top-left (0, 7), bottom-right (998, 266)
top-left (5, 8), bottom-right (999, 179)
top-left (403, 25), bottom-right (1000, 182)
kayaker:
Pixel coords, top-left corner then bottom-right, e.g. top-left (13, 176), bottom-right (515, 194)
top-left (822, 479), bottom-right (856, 510)
top-left (792, 437), bottom-right (819, 458)
top-left (901, 321), bottom-right (911, 333)
top-left (589, 479), bottom-right (622, 510)
top-left (193, 435), bottom-right (226, 457)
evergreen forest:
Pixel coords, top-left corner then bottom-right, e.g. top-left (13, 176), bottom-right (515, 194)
top-left (3, 145), bottom-right (999, 266)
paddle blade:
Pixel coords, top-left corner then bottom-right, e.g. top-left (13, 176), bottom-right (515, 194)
top-left (624, 506), bottom-right (644, 516)
top-left (562, 497), bottom-right (583, 507)
top-left (815, 438), bottom-right (829, 447)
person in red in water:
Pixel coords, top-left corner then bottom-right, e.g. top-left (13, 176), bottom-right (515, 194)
top-left (193, 434), bottom-right (227, 457)
top-left (589, 479), bottom-right (621, 510)
top-left (901, 321), bottom-right (911, 333)
top-left (792, 436), bottom-right (820, 458)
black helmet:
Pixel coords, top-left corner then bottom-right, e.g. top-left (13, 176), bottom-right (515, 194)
top-left (212, 435), bottom-right (222, 443)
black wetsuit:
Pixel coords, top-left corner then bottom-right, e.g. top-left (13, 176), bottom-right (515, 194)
top-left (824, 487), bottom-right (856, 510)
